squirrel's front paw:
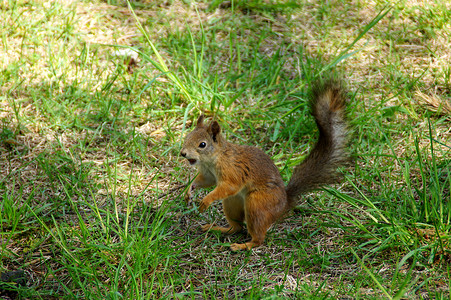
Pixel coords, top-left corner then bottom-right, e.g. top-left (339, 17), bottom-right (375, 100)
top-left (198, 199), bottom-right (211, 213)
top-left (184, 190), bottom-right (192, 203)
top-left (184, 184), bottom-right (195, 203)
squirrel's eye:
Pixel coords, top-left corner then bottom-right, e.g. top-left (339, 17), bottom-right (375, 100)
top-left (199, 142), bottom-right (206, 148)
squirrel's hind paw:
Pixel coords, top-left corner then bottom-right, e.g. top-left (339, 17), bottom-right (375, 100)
top-left (201, 223), bottom-right (216, 232)
top-left (230, 241), bottom-right (261, 251)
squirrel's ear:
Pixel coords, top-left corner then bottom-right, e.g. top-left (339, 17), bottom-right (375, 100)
top-left (196, 114), bottom-right (205, 127)
top-left (209, 121), bottom-right (221, 142)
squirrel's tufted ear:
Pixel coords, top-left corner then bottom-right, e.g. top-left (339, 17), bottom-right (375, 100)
top-left (209, 121), bottom-right (221, 142)
top-left (196, 114), bottom-right (205, 127)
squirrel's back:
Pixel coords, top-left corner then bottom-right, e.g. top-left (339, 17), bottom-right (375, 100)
top-left (216, 143), bottom-right (285, 189)
top-left (285, 81), bottom-right (349, 206)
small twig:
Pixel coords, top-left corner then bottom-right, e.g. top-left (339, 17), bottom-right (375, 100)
top-left (157, 184), bottom-right (187, 200)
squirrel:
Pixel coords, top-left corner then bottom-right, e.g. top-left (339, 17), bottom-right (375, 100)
top-left (180, 81), bottom-right (349, 251)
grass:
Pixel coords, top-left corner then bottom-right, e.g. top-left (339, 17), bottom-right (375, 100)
top-left (1, 0), bottom-right (450, 298)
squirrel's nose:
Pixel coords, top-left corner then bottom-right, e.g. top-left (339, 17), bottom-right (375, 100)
top-left (180, 151), bottom-right (186, 157)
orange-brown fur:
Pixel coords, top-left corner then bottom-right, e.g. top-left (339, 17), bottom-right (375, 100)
top-left (180, 81), bottom-right (349, 251)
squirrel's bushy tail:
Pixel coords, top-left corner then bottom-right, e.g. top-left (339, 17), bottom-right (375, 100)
top-left (286, 81), bottom-right (349, 207)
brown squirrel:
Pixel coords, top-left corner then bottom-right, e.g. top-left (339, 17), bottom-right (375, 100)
top-left (180, 81), bottom-right (349, 251)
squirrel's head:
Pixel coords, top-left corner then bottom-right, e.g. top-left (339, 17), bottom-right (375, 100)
top-left (180, 115), bottom-right (223, 166)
